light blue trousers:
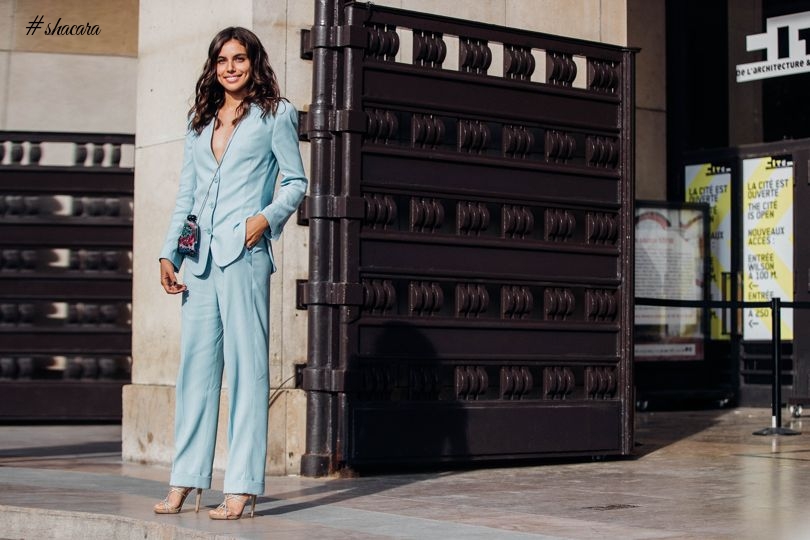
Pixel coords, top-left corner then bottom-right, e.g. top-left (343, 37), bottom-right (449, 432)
top-left (169, 243), bottom-right (271, 495)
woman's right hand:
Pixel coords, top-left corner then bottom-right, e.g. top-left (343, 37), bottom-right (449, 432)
top-left (160, 258), bottom-right (187, 294)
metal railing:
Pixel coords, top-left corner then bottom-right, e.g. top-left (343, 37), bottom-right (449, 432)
top-left (636, 295), bottom-right (806, 435)
top-left (0, 131), bottom-right (134, 420)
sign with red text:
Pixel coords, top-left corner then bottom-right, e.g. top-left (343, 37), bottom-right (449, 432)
top-left (634, 205), bottom-right (706, 361)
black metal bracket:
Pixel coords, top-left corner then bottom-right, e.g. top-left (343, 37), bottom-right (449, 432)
top-left (297, 195), bottom-right (365, 226)
top-left (303, 367), bottom-right (350, 392)
top-left (295, 279), bottom-right (309, 310)
top-left (294, 363), bottom-right (306, 389)
top-left (296, 201), bottom-right (309, 227)
top-left (297, 281), bottom-right (364, 307)
top-left (334, 24), bottom-right (368, 49)
top-left (300, 29), bottom-right (313, 60)
top-left (297, 111), bottom-right (310, 141)
top-left (309, 24), bottom-right (331, 49)
top-left (302, 108), bottom-right (365, 138)
top-left (305, 105), bottom-right (332, 140)
top-left (301, 25), bottom-right (368, 60)
top-left (330, 109), bottom-right (367, 133)
top-left (305, 195), bottom-right (366, 219)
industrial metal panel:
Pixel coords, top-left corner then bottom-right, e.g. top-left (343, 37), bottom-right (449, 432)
top-left (0, 133), bottom-right (133, 420)
top-left (301, 1), bottom-right (635, 475)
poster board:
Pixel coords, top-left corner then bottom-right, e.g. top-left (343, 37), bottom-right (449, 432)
top-left (684, 163), bottom-right (732, 340)
top-left (634, 202), bottom-right (709, 361)
top-left (742, 156), bottom-right (793, 341)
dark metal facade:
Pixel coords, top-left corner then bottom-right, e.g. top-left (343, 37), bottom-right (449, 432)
top-left (0, 132), bottom-right (134, 420)
top-left (300, 1), bottom-right (635, 475)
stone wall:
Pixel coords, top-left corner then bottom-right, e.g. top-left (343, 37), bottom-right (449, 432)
top-left (628, 0), bottom-right (666, 200)
top-left (0, 0), bottom-right (138, 133)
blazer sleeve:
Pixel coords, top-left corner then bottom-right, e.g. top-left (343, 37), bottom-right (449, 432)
top-left (260, 101), bottom-right (308, 241)
top-left (158, 129), bottom-right (198, 271)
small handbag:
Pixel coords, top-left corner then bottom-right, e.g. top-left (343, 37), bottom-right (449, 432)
top-left (177, 214), bottom-right (200, 257)
top-left (176, 173), bottom-right (217, 259)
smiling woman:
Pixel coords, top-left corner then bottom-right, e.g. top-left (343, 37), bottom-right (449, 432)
top-left (216, 41), bottom-right (250, 97)
top-left (154, 26), bottom-right (307, 522)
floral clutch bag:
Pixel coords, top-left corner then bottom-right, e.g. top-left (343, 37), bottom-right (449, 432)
top-left (177, 214), bottom-right (200, 257)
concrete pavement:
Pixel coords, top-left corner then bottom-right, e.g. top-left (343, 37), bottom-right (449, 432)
top-left (1, 408), bottom-right (810, 539)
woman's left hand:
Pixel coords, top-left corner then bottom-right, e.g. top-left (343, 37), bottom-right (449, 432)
top-left (245, 214), bottom-right (269, 249)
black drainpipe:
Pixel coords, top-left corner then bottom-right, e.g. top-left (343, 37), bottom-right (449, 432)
top-left (300, 0), bottom-right (340, 477)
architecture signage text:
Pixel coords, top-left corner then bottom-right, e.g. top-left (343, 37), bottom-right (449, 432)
top-left (736, 11), bottom-right (810, 82)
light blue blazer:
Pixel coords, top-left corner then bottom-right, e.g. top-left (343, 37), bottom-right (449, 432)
top-left (159, 101), bottom-right (308, 275)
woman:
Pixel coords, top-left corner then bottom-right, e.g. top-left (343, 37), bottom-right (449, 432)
top-left (154, 26), bottom-right (307, 520)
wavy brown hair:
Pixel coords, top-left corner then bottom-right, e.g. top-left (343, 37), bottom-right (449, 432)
top-left (189, 26), bottom-right (284, 134)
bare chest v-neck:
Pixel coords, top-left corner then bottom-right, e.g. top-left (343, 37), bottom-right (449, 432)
top-left (210, 121), bottom-right (238, 164)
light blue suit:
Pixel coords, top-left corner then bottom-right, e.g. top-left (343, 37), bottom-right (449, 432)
top-left (159, 101), bottom-right (307, 495)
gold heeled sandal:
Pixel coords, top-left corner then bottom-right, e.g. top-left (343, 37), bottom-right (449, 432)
top-left (153, 486), bottom-right (202, 514)
top-left (208, 493), bottom-right (257, 520)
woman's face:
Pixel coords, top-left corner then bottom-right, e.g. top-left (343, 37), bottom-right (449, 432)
top-left (216, 38), bottom-right (251, 98)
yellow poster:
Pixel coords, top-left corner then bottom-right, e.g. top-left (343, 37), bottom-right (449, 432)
top-left (684, 163), bottom-right (731, 340)
top-left (742, 157), bottom-right (793, 341)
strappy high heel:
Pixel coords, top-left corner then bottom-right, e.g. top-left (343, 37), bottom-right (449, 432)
top-left (208, 493), bottom-right (257, 520)
top-left (153, 486), bottom-right (202, 514)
